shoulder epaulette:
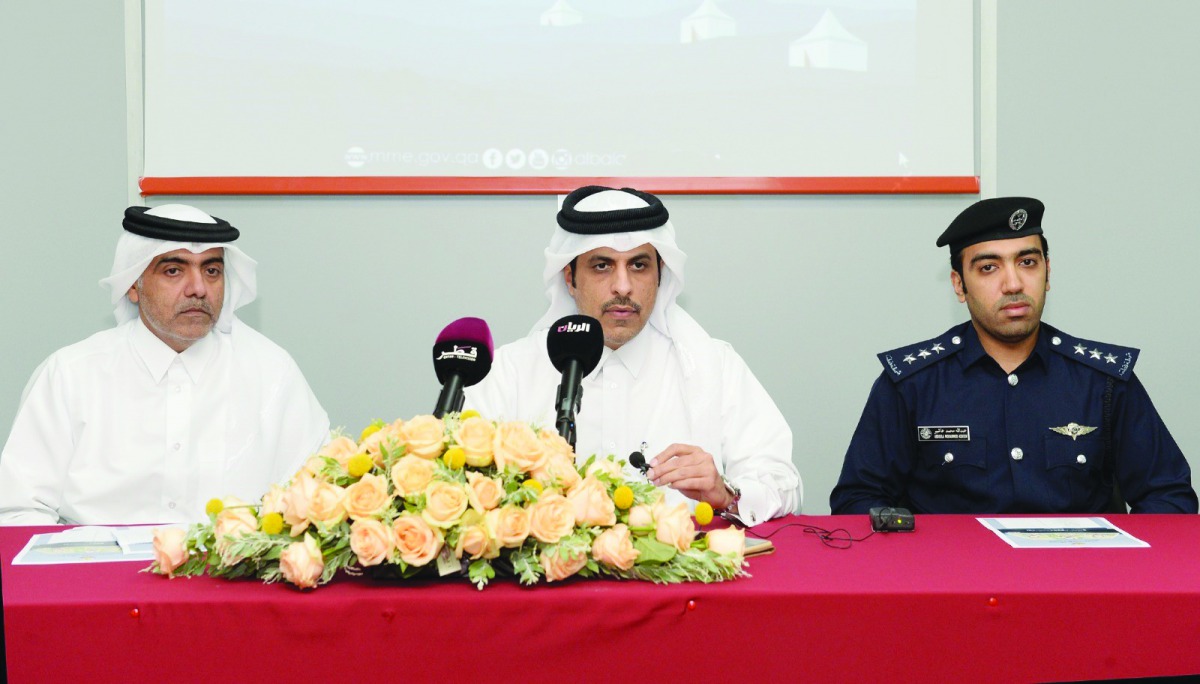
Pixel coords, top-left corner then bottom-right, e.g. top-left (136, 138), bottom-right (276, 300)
top-left (876, 325), bottom-right (967, 384)
top-left (1043, 325), bottom-right (1139, 381)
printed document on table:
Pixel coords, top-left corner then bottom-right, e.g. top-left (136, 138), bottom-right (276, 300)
top-left (977, 517), bottom-right (1149, 549)
top-left (12, 525), bottom-right (179, 565)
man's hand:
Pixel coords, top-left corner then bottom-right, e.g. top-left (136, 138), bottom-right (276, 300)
top-left (645, 443), bottom-right (732, 509)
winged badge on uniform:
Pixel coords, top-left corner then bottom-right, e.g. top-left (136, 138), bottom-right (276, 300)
top-left (1049, 422), bottom-right (1098, 441)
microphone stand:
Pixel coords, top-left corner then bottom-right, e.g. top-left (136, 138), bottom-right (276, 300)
top-left (432, 374), bottom-right (464, 419)
top-left (554, 358), bottom-right (582, 450)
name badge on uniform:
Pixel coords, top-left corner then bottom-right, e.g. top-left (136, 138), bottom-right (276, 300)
top-left (917, 426), bottom-right (970, 442)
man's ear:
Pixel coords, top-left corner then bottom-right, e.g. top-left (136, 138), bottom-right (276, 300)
top-left (950, 270), bottom-right (967, 303)
top-left (1045, 258), bottom-right (1051, 292)
top-left (127, 283), bottom-right (140, 304)
top-left (563, 265), bottom-right (575, 296)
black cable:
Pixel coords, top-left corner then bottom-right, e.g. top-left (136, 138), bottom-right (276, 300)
top-left (747, 522), bottom-right (876, 549)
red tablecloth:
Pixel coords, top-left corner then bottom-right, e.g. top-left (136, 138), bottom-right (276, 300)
top-left (4, 514), bottom-right (1200, 683)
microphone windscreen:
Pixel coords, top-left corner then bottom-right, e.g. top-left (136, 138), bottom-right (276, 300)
top-left (433, 317), bottom-right (494, 387)
top-left (546, 315), bottom-right (604, 377)
top-left (628, 451), bottom-right (647, 472)
top-left (436, 317), bottom-right (494, 355)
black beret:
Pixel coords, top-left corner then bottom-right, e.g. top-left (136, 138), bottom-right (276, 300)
top-left (556, 186), bottom-right (669, 235)
top-left (123, 206), bottom-right (240, 242)
top-left (936, 197), bottom-right (1044, 254)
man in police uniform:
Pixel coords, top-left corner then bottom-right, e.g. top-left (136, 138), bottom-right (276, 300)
top-left (830, 197), bottom-right (1196, 515)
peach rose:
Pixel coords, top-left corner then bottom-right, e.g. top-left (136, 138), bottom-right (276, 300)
top-left (392, 513), bottom-right (443, 566)
top-left (585, 457), bottom-right (625, 480)
top-left (359, 419), bottom-right (405, 465)
top-left (400, 414), bottom-right (447, 460)
top-left (541, 548), bottom-right (587, 582)
top-left (279, 535), bottom-right (325, 589)
top-left (566, 475), bottom-right (617, 527)
top-left (283, 473), bottom-right (320, 535)
top-left (260, 484), bottom-right (287, 516)
top-left (349, 518), bottom-right (394, 567)
top-left (705, 527), bottom-right (746, 565)
top-left (492, 421), bottom-right (548, 474)
top-left (528, 492), bottom-right (576, 544)
top-left (152, 527), bottom-right (188, 576)
top-left (591, 523), bottom-right (639, 571)
top-left (390, 455), bottom-right (435, 498)
top-left (531, 453), bottom-right (582, 493)
top-left (627, 504), bottom-right (654, 530)
top-left (318, 436), bottom-right (358, 468)
top-left (309, 481), bottom-right (348, 528)
top-left (455, 523), bottom-right (500, 561)
top-left (654, 501), bottom-right (697, 552)
top-left (422, 481), bottom-right (469, 529)
top-left (214, 501), bottom-right (259, 565)
top-left (466, 471), bottom-right (503, 513)
top-left (538, 428), bottom-right (575, 459)
top-left (343, 473), bottom-right (391, 520)
top-left (296, 455), bottom-right (326, 479)
top-left (486, 505), bottom-right (531, 548)
top-left (455, 416), bottom-right (496, 467)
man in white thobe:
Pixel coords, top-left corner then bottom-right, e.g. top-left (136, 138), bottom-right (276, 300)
top-left (467, 186), bottom-right (800, 525)
top-left (0, 204), bottom-right (329, 525)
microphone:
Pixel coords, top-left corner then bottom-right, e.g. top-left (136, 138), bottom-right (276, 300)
top-left (432, 317), bottom-right (494, 418)
top-left (545, 314), bottom-right (604, 449)
top-left (628, 450), bottom-right (649, 474)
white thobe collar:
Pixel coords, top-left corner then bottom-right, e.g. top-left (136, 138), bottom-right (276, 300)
top-left (130, 317), bottom-right (217, 384)
top-left (595, 323), bottom-right (661, 380)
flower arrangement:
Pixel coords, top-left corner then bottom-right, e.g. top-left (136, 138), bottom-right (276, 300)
top-left (149, 412), bottom-right (748, 590)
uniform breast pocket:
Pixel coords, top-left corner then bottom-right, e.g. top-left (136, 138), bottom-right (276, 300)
top-left (1044, 434), bottom-right (1104, 510)
top-left (918, 439), bottom-right (988, 497)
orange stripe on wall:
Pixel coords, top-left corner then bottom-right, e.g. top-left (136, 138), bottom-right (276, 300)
top-left (140, 176), bottom-right (981, 196)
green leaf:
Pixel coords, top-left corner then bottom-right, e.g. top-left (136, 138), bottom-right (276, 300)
top-left (633, 536), bottom-right (677, 564)
top-left (468, 559), bottom-right (496, 590)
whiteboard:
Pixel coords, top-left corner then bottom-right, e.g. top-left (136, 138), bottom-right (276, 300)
top-left (142, 0), bottom-right (975, 194)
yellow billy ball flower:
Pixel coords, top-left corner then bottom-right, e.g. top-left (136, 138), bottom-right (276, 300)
top-left (694, 501), bottom-right (715, 526)
top-left (458, 409), bottom-right (481, 421)
top-left (523, 479), bottom-right (543, 493)
top-left (347, 453), bottom-right (374, 478)
top-left (205, 498), bottom-right (224, 516)
top-left (612, 485), bottom-right (634, 510)
top-left (261, 512), bottom-right (285, 535)
top-left (359, 422), bottom-right (382, 443)
top-left (443, 446), bottom-right (466, 470)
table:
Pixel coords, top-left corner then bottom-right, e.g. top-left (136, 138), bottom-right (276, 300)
top-left (4, 514), bottom-right (1200, 683)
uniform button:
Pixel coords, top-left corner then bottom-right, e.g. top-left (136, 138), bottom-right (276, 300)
top-left (1052, 336), bottom-right (1062, 346)
top-left (608, 382), bottom-right (617, 389)
top-left (168, 502), bottom-right (176, 509)
top-left (1077, 454), bottom-right (1087, 464)
top-left (952, 336), bottom-right (962, 345)
top-left (1008, 374), bottom-right (1018, 386)
top-left (172, 442), bottom-right (181, 451)
top-left (1011, 448), bottom-right (1024, 461)
top-left (606, 441), bottom-right (615, 450)
top-left (174, 385), bottom-right (182, 394)
top-left (944, 453), bottom-right (954, 463)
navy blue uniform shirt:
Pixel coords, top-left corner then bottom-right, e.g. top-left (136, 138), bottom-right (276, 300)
top-left (830, 322), bottom-right (1197, 515)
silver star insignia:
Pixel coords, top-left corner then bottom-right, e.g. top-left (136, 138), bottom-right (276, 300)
top-left (1089, 349), bottom-right (1102, 359)
top-left (918, 349), bottom-right (931, 359)
top-left (931, 343), bottom-right (945, 353)
top-left (903, 354), bottom-right (916, 364)
top-left (1104, 354), bottom-right (1117, 364)
top-left (1049, 423), bottom-right (1098, 441)
top-left (1074, 344), bottom-right (1087, 355)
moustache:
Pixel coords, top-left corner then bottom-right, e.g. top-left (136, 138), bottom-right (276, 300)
top-left (602, 297), bottom-right (642, 313)
top-left (176, 299), bottom-right (214, 317)
top-left (996, 295), bottom-right (1034, 311)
